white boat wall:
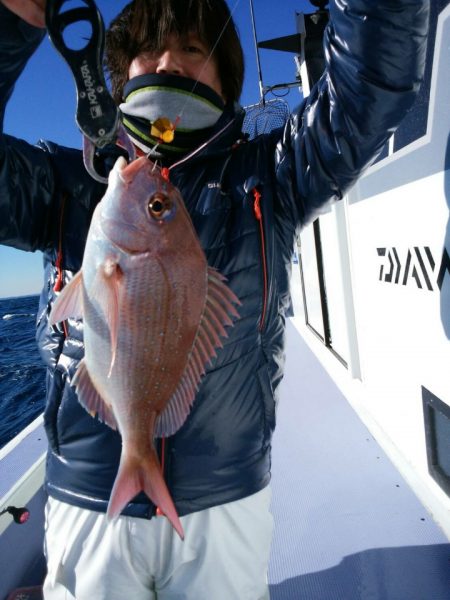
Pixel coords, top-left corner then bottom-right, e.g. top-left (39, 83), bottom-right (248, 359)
top-left (292, 0), bottom-right (450, 539)
top-left (0, 416), bottom-right (46, 598)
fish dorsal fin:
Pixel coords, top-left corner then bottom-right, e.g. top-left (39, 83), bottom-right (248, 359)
top-left (154, 267), bottom-right (240, 438)
top-left (49, 271), bottom-right (84, 325)
top-left (72, 359), bottom-right (118, 430)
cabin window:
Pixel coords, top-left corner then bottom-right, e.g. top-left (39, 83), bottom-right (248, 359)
top-left (297, 211), bottom-right (349, 369)
top-left (422, 386), bottom-right (450, 498)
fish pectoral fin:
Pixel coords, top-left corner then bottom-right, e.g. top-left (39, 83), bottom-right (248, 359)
top-left (49, 271), bottom-right (84, 325)
top-left (92, 259), bottom-right (123, 377)
top-left (154, 267), bottom-right (240, 438)
top-left (72, 359), bottom-right (118, 430)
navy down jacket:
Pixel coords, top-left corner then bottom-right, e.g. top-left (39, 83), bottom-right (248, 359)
top-left (0, 0), bottom-right (429, 518)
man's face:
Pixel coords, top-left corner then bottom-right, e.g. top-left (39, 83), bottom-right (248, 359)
top-left (128, 32), bottom-right (224, 101)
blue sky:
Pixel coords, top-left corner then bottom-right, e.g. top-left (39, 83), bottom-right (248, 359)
top-left (0, 0), bottom-right (312, 298)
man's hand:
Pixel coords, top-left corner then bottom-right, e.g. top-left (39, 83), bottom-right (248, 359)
top-left (0, 0), bottom-right (46, 28)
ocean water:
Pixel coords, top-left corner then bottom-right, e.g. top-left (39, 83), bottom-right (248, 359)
top-left (0, 294), bottom-right (46, 449)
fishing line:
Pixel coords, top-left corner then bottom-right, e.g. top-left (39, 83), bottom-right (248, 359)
top-left (147, 0), bottom-right (243, 159)
top-left (185, 0), bottom-right (243, 101)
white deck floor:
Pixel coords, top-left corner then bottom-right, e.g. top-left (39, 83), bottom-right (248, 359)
top-left (268, 319), bottom-right (450, 599)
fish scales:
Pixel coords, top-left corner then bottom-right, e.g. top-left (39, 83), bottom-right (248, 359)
top-left (50, 156), bottom-right (240, 539)
top-left (86, 259), bottom-right (196, 412)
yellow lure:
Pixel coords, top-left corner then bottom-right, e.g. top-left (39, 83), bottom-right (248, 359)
top-left (151, 117), bottom-right (176, 143)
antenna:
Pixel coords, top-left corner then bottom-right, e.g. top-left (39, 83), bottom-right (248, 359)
top-left (249, 0), bottom-right (265, 105)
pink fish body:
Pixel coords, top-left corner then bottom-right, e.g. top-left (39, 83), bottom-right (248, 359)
top-left (50, 156), bottom-right (239, 539)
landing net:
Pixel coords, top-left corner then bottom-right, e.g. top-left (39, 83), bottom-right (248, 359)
top-left (242, 98), bottom-right (290, 140)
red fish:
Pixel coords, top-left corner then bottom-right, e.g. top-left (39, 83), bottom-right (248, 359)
top-left (50, 156), bottom-right (240, 539)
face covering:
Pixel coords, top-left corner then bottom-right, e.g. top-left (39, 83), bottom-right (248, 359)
top-left (119, 73), bottom-right (225, 157)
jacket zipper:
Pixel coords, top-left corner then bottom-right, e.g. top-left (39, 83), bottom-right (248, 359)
top-left (252, 188), bottom-right (268, 332)
top-left (53, 192), bottom-right (67, 293)
top-left (53, 192), bottom-right (69, 338)
top-left (156, 436), bottom-right (168, 517)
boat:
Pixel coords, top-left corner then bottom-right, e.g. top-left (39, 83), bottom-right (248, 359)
top-left (290, 0), bottom-right (450, 543)
top-left (1, 1), bottom-right (449, 598)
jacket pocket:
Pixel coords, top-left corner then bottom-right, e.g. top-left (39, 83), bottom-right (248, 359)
top-left (256, 364), bottom-right (276, 448)
top-left (43, 367), bottom-right (64, 455)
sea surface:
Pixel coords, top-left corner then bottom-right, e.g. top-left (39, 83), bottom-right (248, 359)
top-left (0, 294), bottom-right (46, 449)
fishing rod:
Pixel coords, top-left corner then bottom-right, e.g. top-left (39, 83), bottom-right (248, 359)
top-left (249, 0), bottom-right (329, 101)
top-left (249, 0), bottom-right (265, 105)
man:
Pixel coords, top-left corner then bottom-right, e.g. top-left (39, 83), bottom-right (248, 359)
top-left (0, 0), bottom-right (429, 598)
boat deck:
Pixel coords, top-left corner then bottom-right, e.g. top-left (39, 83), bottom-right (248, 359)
top-left (268, 320), bottom-right (450, 599)
top-left (1, 320), bottom-right (450, 599)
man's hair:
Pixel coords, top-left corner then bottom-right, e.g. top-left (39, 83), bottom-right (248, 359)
top-left (105, 0), bottom-right (245, 104)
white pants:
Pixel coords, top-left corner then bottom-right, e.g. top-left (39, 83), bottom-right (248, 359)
top-left (43, 487), bottom-right (273, 600)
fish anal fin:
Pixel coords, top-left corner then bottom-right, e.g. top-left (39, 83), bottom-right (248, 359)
top-left (49, 271), bottom-right (84, 325)
top-left (72, 359), bottom-right (118, 430)
top-left (154, 267), bottom-right (240, 438)
top-left (154, 370), bottom-right (198, 438)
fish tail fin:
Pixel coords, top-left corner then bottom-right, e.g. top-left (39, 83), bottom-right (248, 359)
top-left (107, 449), bottom-right (184, 540)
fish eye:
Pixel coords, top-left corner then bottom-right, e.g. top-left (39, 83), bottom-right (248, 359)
top-left (148, 193), bottom-right (174, 220)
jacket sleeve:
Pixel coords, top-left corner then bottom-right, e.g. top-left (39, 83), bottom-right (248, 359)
top-left (275, 0), bottom-right (430, 228)
top-left (0, 4), bottom-right (57, 252)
